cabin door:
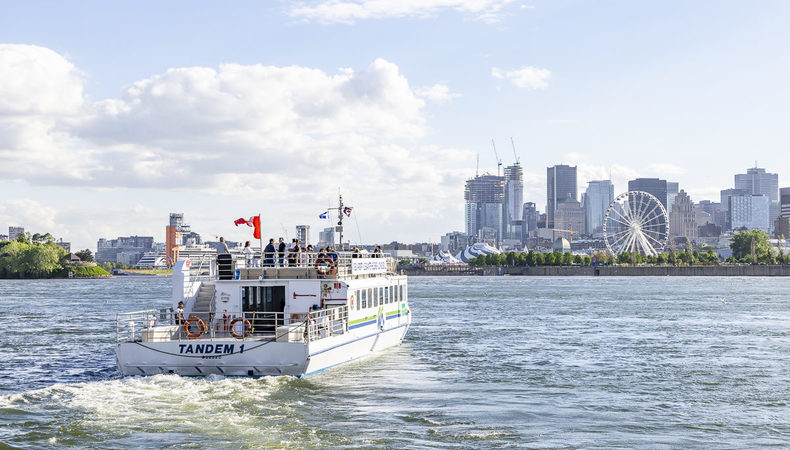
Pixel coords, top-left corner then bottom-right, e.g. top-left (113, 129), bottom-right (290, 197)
top-left (241, 286), bottom-right (286, 334)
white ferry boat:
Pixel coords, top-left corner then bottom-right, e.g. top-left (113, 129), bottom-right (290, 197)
top-left (116, 249), bottom-right (410, 377)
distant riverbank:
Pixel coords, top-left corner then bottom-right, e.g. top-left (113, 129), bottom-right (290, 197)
top-left (403, 264), bottom-right (790, 277)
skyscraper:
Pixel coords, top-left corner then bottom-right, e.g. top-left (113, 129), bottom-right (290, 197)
top-left (522, 202), bottom-right (538, 233)
top-left (464, 174), bottom-right (505, 244)
top-left (547, 165), bottom-right (577, 229)
top-left (781, 187), bottom-right (790, 219)
top-left (729, 194), bottom-right (770, 232)
top-left (628, 178), bottom-right (668, 208)
top-left (165, 213), bottom-right (185, 266)
top-left (667, 182), bottom-right (679, 214)
top-left (583, 180), bottom-right (614, 236)
top-left (503, 163), bottom-right (523, 240)
top-left (735, 167), bottom-right (779, 229)
top-left (669, 190), bottom-right (697, 239)
top-left (296, 225), bottom-right (310, 246)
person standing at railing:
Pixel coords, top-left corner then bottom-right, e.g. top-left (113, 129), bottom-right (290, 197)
top-left (175, 301), bottom-right (185, 325)
top-left (277, 237), bottom-right (286, 267)
top-left (374, 246), bottom-right (383, 257)
top-left (243, 240), bottom-right (254, 267)
top-left (216, 237), bottom-right (229, 254)
top-left (264, 238), bottom-right (276, 267)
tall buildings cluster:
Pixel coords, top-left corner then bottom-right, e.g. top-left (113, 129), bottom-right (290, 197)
top-left (448, 160), bottom-right (789, 255)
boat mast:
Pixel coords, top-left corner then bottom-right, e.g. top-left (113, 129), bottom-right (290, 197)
top-left (337, 193), bottom-right (344, 247)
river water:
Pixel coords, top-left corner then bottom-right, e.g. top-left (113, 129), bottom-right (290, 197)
top-left (1, 276), bottom-right (789, 448)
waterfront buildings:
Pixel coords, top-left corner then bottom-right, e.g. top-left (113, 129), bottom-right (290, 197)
top-left (441, 231), bottom-right (471, 255)
top-left (318, 227), bottom-right (335, 247)
top-left (734, 166), bottom-right (779, 230)
top-left (729, 194), bottom-right (770, 232)
top-left (546, 165), bottom-right (577, 229)
top-left (670, 190), bottom-right (697, 239)
top-left (8, 226), bottom-right (23, 241)
top-left (96, 235), bottom-right (155, 264)
top-left (554, 198), bottom-right (584, 240)
top-left (582, 180), bottom-right (614, 236)
top-left (503, 163), bottom-right (524, 241)
top-left (296, 225), bottom-right (310, 246)
top-left (465, 174), bottom-right (505, 244)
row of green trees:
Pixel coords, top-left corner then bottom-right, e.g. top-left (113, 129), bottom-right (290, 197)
top-left (468, 230), bottom-right (790, 268)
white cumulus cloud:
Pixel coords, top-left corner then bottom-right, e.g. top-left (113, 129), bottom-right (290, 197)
top-left (491, 66), bottom-right (551, 89)
top-left (415, 83), bottom-right (460, 102)
top-left (0, 44), bottom-right (476, 247)
top-left (290, 0), bottom-right (515, 24)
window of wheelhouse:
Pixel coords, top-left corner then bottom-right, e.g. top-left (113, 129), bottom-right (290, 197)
top-left (393, 284), bottom-right (399, 302)
top-left (360, 289), bottom-right (367, 309)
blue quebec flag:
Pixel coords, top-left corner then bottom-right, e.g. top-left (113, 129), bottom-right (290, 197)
top-left (319, 211), bottom-right (328, 219)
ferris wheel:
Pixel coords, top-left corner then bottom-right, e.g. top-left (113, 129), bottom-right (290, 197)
top-left (603, 191), bottom-right (669, 257)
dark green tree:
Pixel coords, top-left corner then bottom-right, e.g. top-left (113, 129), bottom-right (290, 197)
top-left (730, 229), bottom-right (771, 261)
top-left (75, 249), bottom-right (94, 262)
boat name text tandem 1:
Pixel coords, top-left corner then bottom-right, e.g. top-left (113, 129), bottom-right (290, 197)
top-left (178, 343), bottom-right (244, 355)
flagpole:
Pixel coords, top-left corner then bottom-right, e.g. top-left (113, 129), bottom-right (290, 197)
top-left (258, 212), bottom-right (263, 268)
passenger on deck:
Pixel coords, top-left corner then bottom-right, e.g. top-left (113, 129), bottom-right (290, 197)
top-left (352, 247), bottom-right (361, 258)
top-left (175, 301), bottom-right (185, 325)
top-left (277, 237), bottom-right (286, 267)
top-left (216, 237), bottom-right (229, 254)
top-left (374, 246), bottom-right (383, 257)
top-left (327, 246), bottom-right (338, 262)
top-left (264, 238), bottom-right (276, 267)
top-left (288, 239), bottom-right (301, 266)
top-left (243, 241), bottom-right (254, 267)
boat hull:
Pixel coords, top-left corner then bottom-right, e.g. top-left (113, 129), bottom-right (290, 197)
top-left (116, 323), bottom-right (409, 377)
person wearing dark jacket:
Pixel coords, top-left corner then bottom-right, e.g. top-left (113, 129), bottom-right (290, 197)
top-left (264, 238), bottom-right (276, 267)
top-left (277, 237), bottom-right (286, 267)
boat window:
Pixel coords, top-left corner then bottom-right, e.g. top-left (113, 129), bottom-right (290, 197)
top-left (378, 287), bottom-right (383, 306)
top-left (394, 284), bottom-right (398, 302)
top-left (361, 289), bottom-right (367, 309)
top-left (384, 286), bottom-right (389, 304)
top-left (399, 285), bottom-right (404, 303)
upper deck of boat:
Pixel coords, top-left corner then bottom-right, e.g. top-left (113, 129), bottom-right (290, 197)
top-left (199, 251), bottom-right (398, 281)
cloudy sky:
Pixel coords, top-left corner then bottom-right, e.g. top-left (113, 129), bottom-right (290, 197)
top-left (1, 1), bottom-right (789, 250)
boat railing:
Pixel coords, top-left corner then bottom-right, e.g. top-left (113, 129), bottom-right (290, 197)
top-left (230, 252), bottom-right (394, 279)
top-left (185, 254), bottom-right (213, 296)
top-left (116, 305), bottom-right (349, 344)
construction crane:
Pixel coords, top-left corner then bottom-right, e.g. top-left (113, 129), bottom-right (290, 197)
top-left (510, 137), bottom-right (520, 165)
top-left (491, 139), bottom-right (502, 176)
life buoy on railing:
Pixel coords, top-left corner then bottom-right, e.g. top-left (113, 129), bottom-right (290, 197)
top-left (183, 316), bottom-right (206, 339)
top-left (290, 313), bottom-right (300, 323)
top-left (315, 257), bottom-right (336, 276)
top-left (230, 317), bottom-right (253, 339)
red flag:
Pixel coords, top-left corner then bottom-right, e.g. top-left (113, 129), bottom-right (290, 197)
top-left (252, 215), bottom-right (261, 239)
top-left (234, 217), bottom-right (252, 227)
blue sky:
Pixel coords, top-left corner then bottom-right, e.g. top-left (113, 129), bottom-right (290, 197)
top-left (1, 0), bottom-right (789, 251)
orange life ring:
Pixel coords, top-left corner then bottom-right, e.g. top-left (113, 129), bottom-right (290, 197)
top-left (230, 317), bottom-right (253, 339)
top-left (183, 316), bottom-right (205, 339)
top-left (290, 313), bottom-right (300, 322)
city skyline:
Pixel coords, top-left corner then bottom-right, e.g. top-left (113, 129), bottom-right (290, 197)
top-left (2, 1), bottom-right (790, 251)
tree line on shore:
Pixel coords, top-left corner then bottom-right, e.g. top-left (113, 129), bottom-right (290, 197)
top-left (468, 230), bottom-right (790, 267)
top-left (0, 233), bottom-right (109, 279)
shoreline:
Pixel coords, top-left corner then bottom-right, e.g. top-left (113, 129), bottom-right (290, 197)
top-left (403, 265), bottom-right (790, 277)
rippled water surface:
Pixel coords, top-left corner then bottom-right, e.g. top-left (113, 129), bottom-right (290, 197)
top-left (2, 276), bottom-right (790, 448)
